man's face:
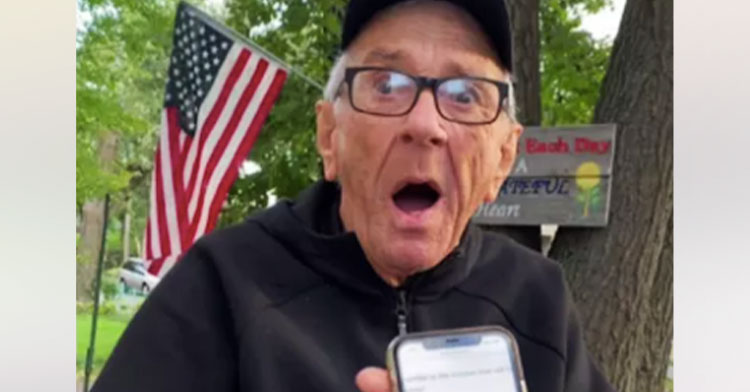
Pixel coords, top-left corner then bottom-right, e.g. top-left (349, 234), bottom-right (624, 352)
top-left (316, 1), bottom-right (522, 285)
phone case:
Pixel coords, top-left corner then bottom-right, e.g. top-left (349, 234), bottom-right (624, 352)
top-left (385, 325), bottom-right (528, 392)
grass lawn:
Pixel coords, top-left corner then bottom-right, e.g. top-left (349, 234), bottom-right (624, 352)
top-left (76, 312), bottom-right (129, 376)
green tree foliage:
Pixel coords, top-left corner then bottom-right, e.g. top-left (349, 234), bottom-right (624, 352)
top-left (76, 0), bottom-right (190, 265)
top-left (217, 0), bottom-right (347, 226)
top-left (76, 0), bottom-right (177, 207)
top-left (540, 0), bottom-right (613, 126)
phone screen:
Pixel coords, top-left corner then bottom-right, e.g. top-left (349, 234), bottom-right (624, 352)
top-left (394, 330), bottom-right (522, 392)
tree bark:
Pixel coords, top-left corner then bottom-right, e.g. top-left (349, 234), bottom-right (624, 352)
top-left (122, 197), bottom-right (132, 264)
top-left (635, 211), bottom-right (673, 392)
top-left (77, 132), bottom-right (119, 301)
top-left (506, 0), bottom-right (542, 125)
top-left (548, 1), bottom-right (673, 392)
top-left (484, 0), bottom-right (543, 252)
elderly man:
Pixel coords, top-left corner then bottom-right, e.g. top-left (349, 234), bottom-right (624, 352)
top-left (93, 1), bottom-right (615, 391)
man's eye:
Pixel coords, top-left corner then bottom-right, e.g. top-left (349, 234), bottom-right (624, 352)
top-left (449, 89), bottom-right (480, 105)
top-left (374, 74), bottom-right (410, 94)
top-left (452, 91), bottom-right (476, 104)
top-left (441, 80), bottom-right (481, 106)
top-left (375, 80), bottom-right (393, 94)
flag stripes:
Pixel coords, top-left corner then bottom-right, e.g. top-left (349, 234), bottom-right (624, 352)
top-left (143, 7), bottom-right (288, 278)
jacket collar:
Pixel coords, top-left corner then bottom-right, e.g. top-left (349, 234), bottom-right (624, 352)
top-left (253, 180), bottom-right (483, 301)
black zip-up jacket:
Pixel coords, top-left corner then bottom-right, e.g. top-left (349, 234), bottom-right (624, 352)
top-left (93, 180), bottom-right (615, 392)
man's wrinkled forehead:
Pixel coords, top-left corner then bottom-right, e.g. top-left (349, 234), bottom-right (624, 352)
top-left (347, 1), bottom-right (505, 73)
top-left (358, 47), bottom-right (495, 79)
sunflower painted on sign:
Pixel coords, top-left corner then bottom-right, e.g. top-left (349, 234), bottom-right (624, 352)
top-left (575, 161), bottom-right (602, 218)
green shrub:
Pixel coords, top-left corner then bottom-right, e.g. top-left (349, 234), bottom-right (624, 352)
top-left (98, 301), bottom-right (117, 316)
top-left (77, 300), bottom-right (117, 317)
top-left (101, 276), bottom-right (119, 301)
top-left (77, 301), bottom-right (92, 314)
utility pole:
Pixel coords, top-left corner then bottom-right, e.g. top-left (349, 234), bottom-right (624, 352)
top-left (83, 193), bottom-right (111, 392)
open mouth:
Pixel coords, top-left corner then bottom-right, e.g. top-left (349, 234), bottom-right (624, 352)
top-left (392, 182), bottom-right (441, 213)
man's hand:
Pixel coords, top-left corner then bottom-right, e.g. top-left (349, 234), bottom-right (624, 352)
top-left (355, 367), bottom-right (392, 392)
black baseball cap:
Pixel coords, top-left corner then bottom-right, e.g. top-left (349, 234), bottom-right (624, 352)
top-left (341, 0), bottom-right (513, 72)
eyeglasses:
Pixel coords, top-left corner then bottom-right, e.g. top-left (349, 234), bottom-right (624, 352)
top-left (341, 67), bottom-right (510, 125)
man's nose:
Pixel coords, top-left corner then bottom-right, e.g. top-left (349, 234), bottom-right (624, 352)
top-left (399, 90), bottom-right (448, 147)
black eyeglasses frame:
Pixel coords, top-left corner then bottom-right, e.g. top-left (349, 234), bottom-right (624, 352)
top-left (341, 66), bottom-right (510, 125)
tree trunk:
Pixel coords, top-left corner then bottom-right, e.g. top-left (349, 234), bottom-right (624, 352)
top-left (547, 1), bottom-right (673, 392)
top-left (484, 0), bottom-right (543, 252)
top-left (76, 132), bottom-right (118, 301)
top-left (635, 212), bottom-right (673, 392)
top-left (78, 200), bottom-right (105, 301)
top-left (506, 0), bottom-right (542, 125)
top-left (122, 197), bottom-right (132, 263)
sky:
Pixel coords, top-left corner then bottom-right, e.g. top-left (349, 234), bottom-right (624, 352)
top-left (580, 0), bottom-right (627, 42)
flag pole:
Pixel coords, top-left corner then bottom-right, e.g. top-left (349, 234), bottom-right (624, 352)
top-left (182, 1), bottom-right (325, 93)
top-left (83, 193), bottom-right (111, 392)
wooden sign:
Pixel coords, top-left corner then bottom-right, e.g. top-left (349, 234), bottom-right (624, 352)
top-left (472, 124), bottom-right (617, 227)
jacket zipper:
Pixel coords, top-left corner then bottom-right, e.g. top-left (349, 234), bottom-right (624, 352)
top-left (392, 250), bottom-right (463, 337)
top-left (395, 288), bottom-right (409, 336)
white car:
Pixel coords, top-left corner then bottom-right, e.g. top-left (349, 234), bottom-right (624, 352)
top-left (119, 258), bottom-right (160, 294)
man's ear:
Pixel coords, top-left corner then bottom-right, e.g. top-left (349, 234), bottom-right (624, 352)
top-left (484, 123), bottom-right (523, 203)
top-left (316, 100), bottom-right (338, 181)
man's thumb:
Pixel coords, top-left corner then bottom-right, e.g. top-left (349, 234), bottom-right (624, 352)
top-left (355, 366), bottom-right (392, 392)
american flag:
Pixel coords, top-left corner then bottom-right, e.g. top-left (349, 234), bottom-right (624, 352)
top-left (144, 2), bottom-right (288, 277)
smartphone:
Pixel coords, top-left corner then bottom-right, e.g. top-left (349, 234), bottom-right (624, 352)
top-left (386, 326), bottom-right (527, 392)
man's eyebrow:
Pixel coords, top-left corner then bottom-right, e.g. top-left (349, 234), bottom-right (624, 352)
top-left (442, 61), bottom-right (475, 77)
top-left (361, 48), bottom-right (409, 64)
top-left (359, 48), bottom-right (503, 79)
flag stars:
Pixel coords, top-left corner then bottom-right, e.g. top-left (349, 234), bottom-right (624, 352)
top-left (166, 12), bottom-right (234, 135)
